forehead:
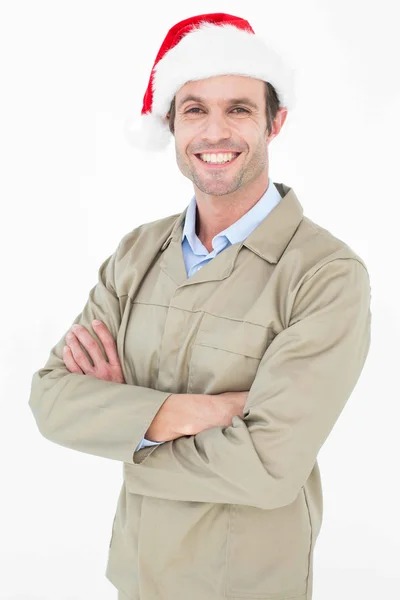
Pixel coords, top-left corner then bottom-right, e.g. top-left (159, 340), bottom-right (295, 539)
top-left (175, 75), bottom-right (265, 106)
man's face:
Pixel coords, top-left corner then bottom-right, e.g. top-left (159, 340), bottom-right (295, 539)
top-left (169, 75), bottom-right (280, 198)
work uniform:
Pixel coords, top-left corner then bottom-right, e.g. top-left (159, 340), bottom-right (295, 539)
top-left (136, 177), bottom-right (282, 452)
top-left (29, 181), bottom-right (371, 600)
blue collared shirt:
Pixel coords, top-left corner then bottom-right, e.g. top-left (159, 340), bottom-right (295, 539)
top-left (137, 177), bottom-right (282, 450)
top-left (181, 177), bottom-right (281, 277)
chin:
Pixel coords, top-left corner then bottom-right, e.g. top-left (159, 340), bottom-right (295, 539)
top-left (196, 182), bottom-right (238, 197)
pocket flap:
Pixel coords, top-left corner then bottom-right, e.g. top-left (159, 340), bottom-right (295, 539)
top-left (195, 314), bottom-right (274, 359)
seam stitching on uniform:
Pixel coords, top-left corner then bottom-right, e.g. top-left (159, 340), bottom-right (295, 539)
top-left (302, 486), bottom-right (313, 596)
top-left (224, 504), bottom-right (235, 596)
top-left (301, 257), bottom-right (369, 287)
top-left (194, 342), bottom-right (263, 360)
top-left (127, 302), bottom-right (274, 330)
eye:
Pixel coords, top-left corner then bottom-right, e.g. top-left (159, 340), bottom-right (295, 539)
top-left (184, 107), bottom-right (250, 114)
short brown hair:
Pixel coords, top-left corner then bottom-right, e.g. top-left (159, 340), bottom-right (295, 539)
top-left (166, 81), bottom-right (280, 137)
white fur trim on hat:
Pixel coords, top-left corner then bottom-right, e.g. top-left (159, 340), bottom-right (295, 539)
top-left (153, 23), bottom-right (296, 115)
top-left (124, 113), bottom-right (172, 152)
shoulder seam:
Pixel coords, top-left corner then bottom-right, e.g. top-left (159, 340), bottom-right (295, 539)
top-left (302, 256), bottom-right (369, 287)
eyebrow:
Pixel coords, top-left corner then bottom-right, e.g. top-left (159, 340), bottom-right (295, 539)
top-left (177, 94), bottom-right (259, 111)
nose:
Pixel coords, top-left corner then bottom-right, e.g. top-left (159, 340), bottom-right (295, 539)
top-left (199, 112), bottom-right (232, 145)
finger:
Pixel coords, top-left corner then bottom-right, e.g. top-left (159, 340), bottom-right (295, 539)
top-left (65, 331), bottom-right (94, 373)
top-left (69, 325), bottom-right (105, 366)
top-left (63, 345), bottom-right (84, 374)
top-left (92, 320), bottom-right (120, 366)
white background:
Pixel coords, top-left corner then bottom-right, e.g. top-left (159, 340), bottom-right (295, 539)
top-left (1, 0), bottom-right (399, 598)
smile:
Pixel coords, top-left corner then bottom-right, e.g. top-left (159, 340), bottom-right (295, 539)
top-left (195, 152), bottom-right (241, 167)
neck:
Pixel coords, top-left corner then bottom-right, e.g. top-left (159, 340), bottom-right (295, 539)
top-left (194, 174), bottom-right (270, 247)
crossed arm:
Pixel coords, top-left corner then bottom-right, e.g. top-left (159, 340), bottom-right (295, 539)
top-left (29, 251), bottom-right (371, 510)
top-left (63, 320), bottom-right (248, 442)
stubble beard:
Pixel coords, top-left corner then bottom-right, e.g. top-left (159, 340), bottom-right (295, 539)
top-left (176, 137), bottom-right (268, 197)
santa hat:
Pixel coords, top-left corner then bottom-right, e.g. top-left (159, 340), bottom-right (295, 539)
top-left (124, 12), bottom-right (296, 152)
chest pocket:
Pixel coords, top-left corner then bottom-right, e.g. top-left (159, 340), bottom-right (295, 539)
top-left (187, 312), bottom-right (274, 395)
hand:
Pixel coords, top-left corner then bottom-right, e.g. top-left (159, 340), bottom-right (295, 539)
top-left (188, 391), bottom-right (249, 436)
top-left (210, 391), bottom-right (249, 429)
top-left (63, 320), bottom-right (125, 384)
top-left (145, 391), bottom-right (249, 443)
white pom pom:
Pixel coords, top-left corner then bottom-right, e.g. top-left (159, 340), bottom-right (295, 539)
top-left (123, 113), bottom-right (173, 152)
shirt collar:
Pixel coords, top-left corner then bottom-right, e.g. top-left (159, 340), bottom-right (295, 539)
top-left (161, 182), bottom-right (304, 265)
top-left (182, 178), bottom-right (282, 253)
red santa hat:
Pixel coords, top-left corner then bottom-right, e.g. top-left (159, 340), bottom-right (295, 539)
top-left (124, 12), bottom-right (296, 152)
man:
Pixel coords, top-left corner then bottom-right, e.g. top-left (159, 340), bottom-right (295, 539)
top-left (29, 12), bottom-right (372, 600)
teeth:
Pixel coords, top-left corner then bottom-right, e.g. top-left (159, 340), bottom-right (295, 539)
top-left (199, 152), bottom-right (238, 164)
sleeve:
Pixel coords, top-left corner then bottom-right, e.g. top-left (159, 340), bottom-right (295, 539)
top-left (126, 258), bottom-right (372, 510)
top-left (28, 241), bottom-right (172, 463)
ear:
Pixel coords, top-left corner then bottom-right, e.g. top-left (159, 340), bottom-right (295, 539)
top-left (277, 107), bottom-right (288, 129)
top-left (267, 107), bottom-right (288, 143)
